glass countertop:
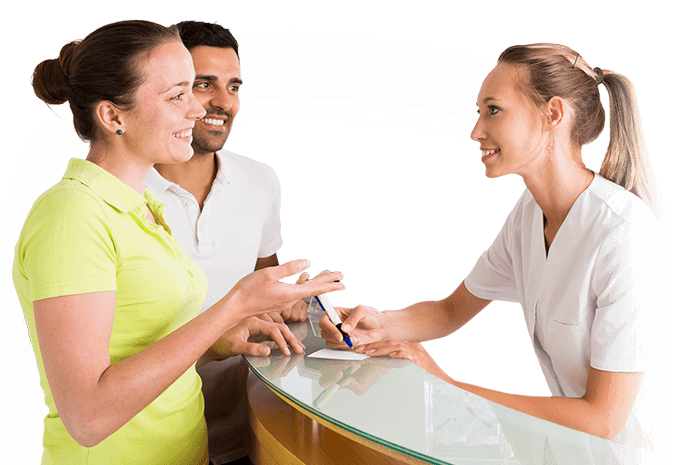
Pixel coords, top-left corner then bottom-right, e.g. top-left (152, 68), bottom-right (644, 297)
top-left (244, 314), bottom-right (649, 464)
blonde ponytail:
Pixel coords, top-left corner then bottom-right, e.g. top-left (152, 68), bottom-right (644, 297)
top-left (599, 71), bottom-right (662, 220)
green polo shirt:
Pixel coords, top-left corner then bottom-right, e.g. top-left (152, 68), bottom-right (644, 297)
top-left (13, 159), bottom-right (209, 465)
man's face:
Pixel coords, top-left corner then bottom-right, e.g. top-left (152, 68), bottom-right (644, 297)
top-left (189, 45), bottom-right (242, 156)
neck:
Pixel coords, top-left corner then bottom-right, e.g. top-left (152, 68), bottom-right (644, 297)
top-left (86, 143), bottom-right (152, 195)
top-left (154, 152), bottom-right (218, 205)
top-left (521, 151), bottom-right (595, 227)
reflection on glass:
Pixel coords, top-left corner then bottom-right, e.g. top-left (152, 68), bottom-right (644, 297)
top-left (245, 316), bottom-right (654, 464)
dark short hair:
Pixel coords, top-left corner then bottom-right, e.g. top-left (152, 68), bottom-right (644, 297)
top-left (176, 21), bottom-right (239, 59)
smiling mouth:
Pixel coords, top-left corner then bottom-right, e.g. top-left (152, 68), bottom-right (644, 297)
top-left (200, 117), bottom-right (226, 127)
top-left (481, 149), bottom-right (500, 157)
top-left (173, 129), bottom-right (193, 139)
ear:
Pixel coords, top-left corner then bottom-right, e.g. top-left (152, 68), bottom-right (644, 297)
top-left (545, 96), bottom-right (565, 129)
top-left (94, 100), bottom-right (125, 135)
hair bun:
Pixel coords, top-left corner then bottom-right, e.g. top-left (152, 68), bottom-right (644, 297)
top-left (32, 41), bottom-right (79, 105)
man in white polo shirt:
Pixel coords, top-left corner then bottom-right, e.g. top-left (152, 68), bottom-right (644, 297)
top-left (146, 21), bottom-right (306, 465)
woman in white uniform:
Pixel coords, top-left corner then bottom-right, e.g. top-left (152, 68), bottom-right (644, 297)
top-left (320, 43), bottom-right (661, 454)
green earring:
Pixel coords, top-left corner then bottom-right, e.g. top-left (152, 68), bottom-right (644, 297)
top-left (116, 129), bottom-right (123, 135)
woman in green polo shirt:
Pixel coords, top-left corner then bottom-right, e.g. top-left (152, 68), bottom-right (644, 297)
top-left (13, 20), bottom-right (344, 465)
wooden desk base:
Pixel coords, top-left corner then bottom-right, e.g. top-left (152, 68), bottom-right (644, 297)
top-left (247, 375), bottom-right (424, 464)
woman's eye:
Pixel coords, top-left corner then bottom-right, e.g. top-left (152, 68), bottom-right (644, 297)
top-left (488, 105), bottom-right (500, 115)
top-left (171, 92), bottom-right (185, 100)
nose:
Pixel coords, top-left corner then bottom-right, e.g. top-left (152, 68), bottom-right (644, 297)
top-left (188, 94), bottom-right (207, 120)
top-left (470, 115), bottom-right (486, 143)
top-left (210, 87), bottom-right (234, 112)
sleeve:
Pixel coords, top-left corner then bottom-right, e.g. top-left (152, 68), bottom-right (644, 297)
top-left (19, 188), bottom-right (117, 301)
top-left (589, 214), bottom-right (660, 372)
top-left (258, 169), bottom-right (283, 258)
top-left (463, 197), bottom-right (523, 303)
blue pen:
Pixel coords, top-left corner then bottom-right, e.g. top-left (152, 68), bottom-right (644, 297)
top-left (314, 294), bottom-right (353, 348)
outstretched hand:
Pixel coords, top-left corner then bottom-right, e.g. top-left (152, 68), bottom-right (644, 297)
top-left (228, 260), bottom-right (344, 320)
top-left (319, 304), bottom-right (386, 349)
top-left (354, 340), bottom-right (453, 383)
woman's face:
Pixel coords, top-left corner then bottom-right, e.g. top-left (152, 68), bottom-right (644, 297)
top-left (470, 63), bottom-right (549, 178)
top-left (120, 40), bottom-right (206, 166)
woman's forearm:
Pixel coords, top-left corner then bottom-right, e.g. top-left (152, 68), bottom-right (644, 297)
top-left (381, 283), bottom-right (490, 342)
top-left (56, 297), bottom-right (237, 447)
top-left (447, 367), bottom-right (643, 440)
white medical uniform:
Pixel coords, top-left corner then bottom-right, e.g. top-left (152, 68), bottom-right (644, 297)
top-left (464, 174), bottom-right (660, 456)
top-left (146, 150), bottom-right (283, 464)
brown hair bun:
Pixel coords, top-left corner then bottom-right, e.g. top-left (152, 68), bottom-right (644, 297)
top-left (32, 41), bottom-right (79, 105)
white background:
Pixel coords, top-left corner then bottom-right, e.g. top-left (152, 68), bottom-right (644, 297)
top-left (1, 1), bottom-right (695, 462)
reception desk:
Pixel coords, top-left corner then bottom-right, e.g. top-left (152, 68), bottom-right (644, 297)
top-left (244, 314), bottom-right (653, 464)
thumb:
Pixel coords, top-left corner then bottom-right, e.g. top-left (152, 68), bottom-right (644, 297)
top-left (340, 307), bottom-right (365, 333)
top-left (240, 342), bottom-right (271, 357)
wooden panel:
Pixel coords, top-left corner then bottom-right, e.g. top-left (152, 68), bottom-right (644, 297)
top-left (247, 375), bottom-right (425, 464)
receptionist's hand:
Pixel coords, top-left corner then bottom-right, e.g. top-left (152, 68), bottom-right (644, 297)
top-left (355, 340), bottom-right (453, 383)
top-left (319, 305), bottom-right (386, 349)
top-left (208, 316), bottom-right (305, 359)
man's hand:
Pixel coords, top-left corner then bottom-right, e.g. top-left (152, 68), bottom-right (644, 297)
top-left (201, 316), bottom-right (305, 366)
top-left (319, 304), bottom-right (386, 349)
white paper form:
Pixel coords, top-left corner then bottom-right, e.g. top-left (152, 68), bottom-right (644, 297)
top-left (307, 348), bottom-right (369, 361)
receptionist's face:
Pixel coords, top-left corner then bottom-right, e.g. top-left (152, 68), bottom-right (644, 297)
top-left (470, 64), bottom-right (549, 179)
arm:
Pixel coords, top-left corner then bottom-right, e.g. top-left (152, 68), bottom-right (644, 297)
top-left (34, 260), bottom-right (343, 447)
top-left (364, 338), bottom-right (641, 440)
top-left (321, 281), bottom-right (491, 347)
top-left (254, 253), bottom-right (279, 271)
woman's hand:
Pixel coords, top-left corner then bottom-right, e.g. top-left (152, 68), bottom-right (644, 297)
top-left (226, 260), bottom-right (344, 321)
top-left (355, 340), bottom-right (453, 382)
top-left (279, 272), bottom-right (310, 322)
top-left (319, 304), bottom-right (386, 349)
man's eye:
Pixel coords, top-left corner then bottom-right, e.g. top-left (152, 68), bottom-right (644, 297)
top-left (228, 85), bottom-right (239, 92)
top-left (194, 82), bottom-right (210, 89)
top-left (171, 92), bottom-right (184, 100)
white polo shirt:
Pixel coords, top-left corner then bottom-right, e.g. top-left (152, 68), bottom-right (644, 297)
top-left (464, 174), bottom-right (660, 447)
top-left (146, 150), bottom-right (283, 464)
top-left (146, 150), bottom-right (283, 313)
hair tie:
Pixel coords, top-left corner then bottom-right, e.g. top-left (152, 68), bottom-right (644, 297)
top-left (572, 54), bottom-right (579, 67)
top-left (593, 67), bottom-right (604, 85)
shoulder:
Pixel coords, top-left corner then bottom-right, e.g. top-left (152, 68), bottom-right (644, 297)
top-left (217, 150), bottom-right (280, 185)
top-left (27, 179), bottom-right (109, 223)
top-left (584, 175), bottom-right (659, 238)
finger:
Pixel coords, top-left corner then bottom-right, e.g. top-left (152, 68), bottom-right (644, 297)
top-left (319, 314), bottom-right (343, 342)
top-left (339, 306), bottom-right (367, 333)
top-left (279, 324), bottom-right (305, 353)
top-left (258, 313), bottom-right (274, 323)
top-left (269, 259), bottom-right (310, 281)
top-left (287, 300), bottom-right (307, 322)
top-left (266, 312), bottom-right (284, 324)
top-left (295, 272), bottom-right (310, 285)
top-left (239, 342), bottom-right (272, 357)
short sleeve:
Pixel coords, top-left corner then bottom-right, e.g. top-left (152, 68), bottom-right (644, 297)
top-left (590, 215), bottom-right (660, 372)
top-left (258, 171), bottom-right (283, 258)
top-left (463, 199), bottom-right (522, 303)
top-left (18, 188), bottom-right (117, 301)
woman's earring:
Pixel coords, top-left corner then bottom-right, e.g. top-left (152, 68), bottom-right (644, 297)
top-left (116, 129), bottom-right (123, 135)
